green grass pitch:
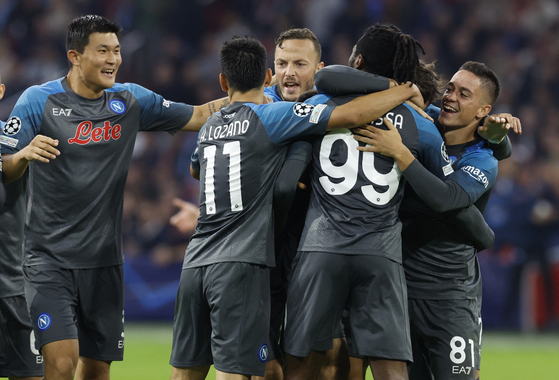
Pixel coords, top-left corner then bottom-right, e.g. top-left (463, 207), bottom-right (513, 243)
top-left (111, 323), bottom-right (559, 379)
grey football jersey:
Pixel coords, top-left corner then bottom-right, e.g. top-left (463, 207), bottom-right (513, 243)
top-left (297, 94), bottom-right (452, 263)
top-left (184, 100), bottom-right (332, 269)
top-left (1, 77), bottom-right (193, 269)
top-left (0, 173), bottom-right (27, 297)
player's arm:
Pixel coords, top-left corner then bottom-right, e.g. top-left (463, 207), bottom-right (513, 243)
top-left (182, 97), bottom-right (230, 131)
top-left (273, 140), bottom-right (312, 237)
top-left (448, 206), bottom-right (495, 251)
top-left (354, 117), bottom-right (471, 212)
top-left (478, 114), bottom-right (521, 160)
top-left (314, 65), bottom-right (394, 95)
top-left (326, 83), bottom-right (426, 131)
top-left (2, 135), bottom-right (59, 184)
top-left (170, 198), bottom-right (199, 234)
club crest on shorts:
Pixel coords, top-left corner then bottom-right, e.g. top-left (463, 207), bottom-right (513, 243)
top-left (4, 116), bottom-right (22, 135)
top-left (109, 100), bottom-right (126, 114)
top-left (37, 313), bottom-right (52, 331)
top-left (293, 103), bottom-right (314, 117)
top-left (258, 343), bottom-right (268, 362)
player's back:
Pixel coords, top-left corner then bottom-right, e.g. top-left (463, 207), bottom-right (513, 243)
top-left (298, 94), bottom-right (449, 263)
top-left (184, 99), bottom-right (331, 269)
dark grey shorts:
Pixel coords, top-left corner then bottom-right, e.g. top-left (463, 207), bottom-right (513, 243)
top-left (408, 298), bottom-right (482, 380)
top-left (0, 295), bottom-right (44, 377)
top-left (284, 252), bottom-right (411, 361)
top-left (170, 262), bottom-right (270, 377)
top-left (23, 264), bottom-right (125, 361)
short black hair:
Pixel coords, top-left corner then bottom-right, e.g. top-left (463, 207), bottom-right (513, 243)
top-left (220, 36), bottom-right (267, 93)
top-left (354, 24), bottom-right (424, 83)
top-left (459, 61), bottom-right (500, 105)
top-left (66, 15), bottom-right (122, 54)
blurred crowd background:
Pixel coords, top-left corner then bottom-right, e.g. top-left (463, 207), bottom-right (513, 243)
top-left (0, 0), bottom-right (558, 331)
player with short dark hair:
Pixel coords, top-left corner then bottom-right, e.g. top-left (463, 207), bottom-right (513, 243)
top-left (283, 24), bottom-right (454, 380)
top-left (268, 28), bottom-right (325, 102)
top-left (169, 35), bottom-right (428, 380)
top-left (0, 14), bottom-right (228, 380)
top-left (354, 61), bottom-right (505, 380)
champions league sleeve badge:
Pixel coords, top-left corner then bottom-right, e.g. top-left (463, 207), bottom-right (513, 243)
top-left (293, 103), bottom-right (314, 117)
top-left (4, 116), bottom-right (22, 135)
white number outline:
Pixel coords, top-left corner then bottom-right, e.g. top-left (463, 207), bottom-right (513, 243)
top-left (203, 141), bottom-right (243, 214)
top-left (318, 129), bottom-right (401, 205)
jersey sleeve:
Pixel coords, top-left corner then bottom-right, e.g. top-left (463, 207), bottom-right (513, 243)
top-left (314, 65), bottom-right (390, 95)
top-left (264, 85), bottom-right (283, 102)
top-left (121, 83), bottom-right (194, 134)
top-left (273, 140), bottom-right (312, 236)
top-left (447, 153), bottom-right (498, 204)
top-left (248, 99), bottom-right (334, 146)
top-left (447, 206), bottom-right (495, 251)
top-left (412, 105), bottom-right (454, 181)
top-left (190, 130), bottom-right (203, 175)
top-left (0, 86), bottom-right (48, 154)
top-left (486, 135), bottom-right (512, 161)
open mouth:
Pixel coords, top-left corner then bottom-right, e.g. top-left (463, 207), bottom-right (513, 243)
top-left (442, 103), bottom-right (458, 113)
top-left (101, 69), bottom-right (115, 77)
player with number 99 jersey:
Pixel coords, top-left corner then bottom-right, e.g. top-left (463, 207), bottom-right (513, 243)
top-left (284, 91), bottom-right (454, 362)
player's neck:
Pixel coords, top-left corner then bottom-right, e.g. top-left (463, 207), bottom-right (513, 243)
top-left (229, 87), bottom-right (266, 105)
top-left (444, 122), bottom-right (477, 146)
top-left (66, 70), bottom-right (106, 99)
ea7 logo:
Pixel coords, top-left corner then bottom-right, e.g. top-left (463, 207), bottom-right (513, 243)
top-left (53, 108), bottom-right (72, 116)
top-left (461, 165), bottom-right (488, 188)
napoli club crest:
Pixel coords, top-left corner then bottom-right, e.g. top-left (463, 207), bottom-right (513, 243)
top-left (109, 100), bottom-right (126, 114)
top-left (37, 313), bottom-right (52, 331)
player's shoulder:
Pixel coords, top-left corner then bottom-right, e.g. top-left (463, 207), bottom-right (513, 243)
top-left (19, 78), bottom-right (65, 102)
top-left (402, 103), bottom-right (440, 135)
top-left (461, 141), bottom-right (498, 167)
top-left (264, 85), bottom-right (283, 102)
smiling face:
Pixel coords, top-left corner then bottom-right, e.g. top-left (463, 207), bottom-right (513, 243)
top-left (438, 69), bottom-right (490, 131)
top-left (68, 32), bottom-right (121, 98)
top-left (274, 39), bottom-right (323, 101)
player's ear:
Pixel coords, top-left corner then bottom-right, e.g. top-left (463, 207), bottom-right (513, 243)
top-left (353, 54), bottom-right (364, 70)
top-left (476, 104), bottom-right (492, 120)
top-left (0, 84), bottom-right (5, 100)
top-left (263, 68), bottom-right (273, 87)
top-left (316, 61), bottom-right (325, 71)
top-left (219, 73), bottom-right (229, 92)
top-left (68, 50), bottom-right (81, 67)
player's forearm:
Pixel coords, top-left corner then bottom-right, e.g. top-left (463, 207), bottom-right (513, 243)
top-left (391, 148), bottom-right (416, 172)
top-left (314, 65), bottom-right (390, 95)
top-left (183, 97), bottom-right (230, 131)
top-left (448, 206), bottom-right (495, 251)
top-left (2, 153), bottom-right (29, 184)
top-left (327, 84), bottom-right (414, 130)
top-left (403, 160), bottom-right (471, 213)
top-left (487, 135), bottom-right (512, 161)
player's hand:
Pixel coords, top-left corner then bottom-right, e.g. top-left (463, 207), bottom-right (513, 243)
top-left (405, 82), bottom-right (427, 112)
top-left (478, 113), bottom-right (522, 143)
top-left (21, 135), bottom-right (60, 163)
top-left (169, 198), bottom-right (199, 234)
top-left (404, 100), bottom-right (433, 122)
top-left (353, 117), bottom-right (404, 157)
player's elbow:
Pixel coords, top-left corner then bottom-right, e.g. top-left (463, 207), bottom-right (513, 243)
top-left (190, 165), bottom-right (200, 180)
